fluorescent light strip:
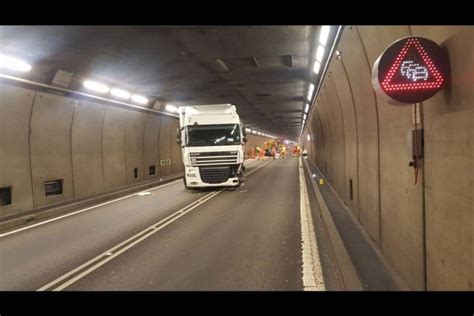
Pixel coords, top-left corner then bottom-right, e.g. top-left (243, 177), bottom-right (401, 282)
top-left (313, 61), bottom-right (321, 74)
top-left (165, 104), bottom-right (178, 112)
top-left (0, 54), bottom-right (32, 72)
top-left (319, 25), bottom-right (330, 46)
top-left (300, 25), bottom-right (343, 141)
top-left (83, 80), bottom-right (109, 93)
top-left (0, 74), bottom-right (177, 118)
top-left (110, 88), bottom-right (131, 99)
top-left (131, 94), bottom-right (148, 105)
top-left (316, 45), bottom-right (325, 62)
top-left (304, 104), bottom-right (309, 113)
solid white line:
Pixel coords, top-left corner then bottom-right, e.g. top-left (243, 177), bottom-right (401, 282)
top-left (52, 190), bottom-right (222, 291)
top-left (37, 159), bottom-right (272, 291)
top-left (0, 179), bottom-right (181, 238)
top-left (38, 189), bottom-right (220, 291)
top-left (299, 157), bottom-right (325, 291)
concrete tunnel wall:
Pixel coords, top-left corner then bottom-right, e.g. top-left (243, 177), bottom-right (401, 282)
top-left (0, 83), bottom-right (185, 218)
top-left (0, 82), bottom-right (272, 219)
top-left (302, 26), bottom-right (473, 290)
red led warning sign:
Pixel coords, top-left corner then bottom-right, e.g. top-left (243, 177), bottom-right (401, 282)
top-left (372, 37), bottom-right (449, 105)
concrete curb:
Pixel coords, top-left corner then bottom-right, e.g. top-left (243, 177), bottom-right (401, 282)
top-left (0, 174), bottom-right (183, 234)
top-left (303, 158), bottom-right (364, 291)
top-left (318, 168), bottom-right (410, 291)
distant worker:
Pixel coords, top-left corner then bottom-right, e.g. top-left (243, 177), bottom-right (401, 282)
top-left (280, 145), bottom-right (286, 158)
top-left (258, 146), bottom-right (266, 160)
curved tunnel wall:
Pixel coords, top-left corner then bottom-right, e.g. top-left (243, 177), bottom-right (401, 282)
top-left (0, 82), bottom-right (272, 219)
top-left (0, 83), bottom-right (184, 218)
top-left (302, 26), bottom-right (473, 290)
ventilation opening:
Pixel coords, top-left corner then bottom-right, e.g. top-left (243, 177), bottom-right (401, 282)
top-left (349, 178), bottom-right (353, 201)
top-left (0, 187), bottom-right (12, 206)
top-left (45, 180), bottom-right (63, 197)
top-left (134, 168), bottom-right (139, 179)
top-left (149, 165), bottom-right (156, 176)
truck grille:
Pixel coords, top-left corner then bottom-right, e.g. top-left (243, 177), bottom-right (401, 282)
top-left (199, 166), bottom-right (231, 184)
top-left (190, 151), bottom-right (238, 166)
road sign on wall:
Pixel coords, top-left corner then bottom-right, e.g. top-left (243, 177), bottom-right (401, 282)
top-left (372, 37), bottom-right (449, 105)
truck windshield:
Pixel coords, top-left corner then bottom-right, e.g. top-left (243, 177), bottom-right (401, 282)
top-left (186, 124), bottom-right (241, 147)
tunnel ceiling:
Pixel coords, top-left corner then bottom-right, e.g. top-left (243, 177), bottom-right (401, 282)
top-left (0, 25), bottom-right (316, 140)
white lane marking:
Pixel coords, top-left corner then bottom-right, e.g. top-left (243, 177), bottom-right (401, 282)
top-left (37, 159), bottom-right (273, 291)
top-left (299, 157), bottom-right (325, 291)
top-left (38, 190), bottom-right (221, 291)
top-left (136, 191), bottom-right (152, 196)
top-left (0, 179), bottom-right (181, 238)
top-left (2, 160), bottom-right (267, 238)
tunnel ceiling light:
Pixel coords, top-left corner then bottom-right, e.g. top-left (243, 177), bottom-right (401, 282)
top-left (313, 61), bottom-right (321, 74)
top-left (303, 114), bottom-right (307, 120)
top-left (165, 104), bottom-right (178, 112)
top-left (83, 80), bottom-right (110, 93)
top-left (319, 25), bottom-right (330, 46)
top-left (131, 94), bottom-right (149, 105)
top-left (307, 134), bottom-right (311, 141)
top-left (0, 54), bottom-right (32, 72)
top-left (316, 45), bottom-right (325, 62)
top-left (110, 88), bottom-right (131, 99)
top-left (304, 103), bottom-right (310, 113)
top-left (307, 83), bottom-right (315, 101)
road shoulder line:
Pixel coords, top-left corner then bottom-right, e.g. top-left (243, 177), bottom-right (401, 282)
top-left (303, 158), bottom-right (363, 291)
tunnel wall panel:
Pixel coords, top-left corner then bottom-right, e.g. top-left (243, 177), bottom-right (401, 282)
top-left (0, 84), bottom-right (35, 216)
top-left (102, 106), bottom-right (129, 190)
top-left (125, 112), bottom-right (147, 184)
top-left (306, 25), bottom-right (473, 290)
top-left (319, 91), bottom-right (336, 185)
top-left (29, 93), bottom-right (75, 207)
top-left (143, 115), bottom-right (161, 179)
top-left (330, 60), bottom-right (359, 216)
top-left (158, 116), bottom-right (173, 177)
top-left (0, 84), bottom-right (182, 218)
top-left (337, 27), bottom-right (381, 245)
top-left (71, 100), bottom-right (106, 198)
top-left (325, 72), bottom-right (347, 201)
top-left (357, 25), bottom-right (425, 290)
top-left (413, 27), bottom-right (474, 290)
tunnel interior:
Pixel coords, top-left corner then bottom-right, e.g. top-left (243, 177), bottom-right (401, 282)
top-left (0, 25), bottom-right (472, 291)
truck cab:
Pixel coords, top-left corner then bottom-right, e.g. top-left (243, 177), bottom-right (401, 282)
top-left (176, 104), bottom-right (247, 189)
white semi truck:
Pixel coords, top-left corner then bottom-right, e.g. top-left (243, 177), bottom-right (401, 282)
top-left (176, 104), bottom-right (248, 190)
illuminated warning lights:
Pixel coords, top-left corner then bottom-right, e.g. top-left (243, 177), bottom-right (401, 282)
top-left (381, 38), bottom-right (444, 92)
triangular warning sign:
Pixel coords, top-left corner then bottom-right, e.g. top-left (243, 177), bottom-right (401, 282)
top-left (381, 38), bottom-right (445, 92)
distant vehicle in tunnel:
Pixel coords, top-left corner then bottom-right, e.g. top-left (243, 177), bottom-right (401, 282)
top-left (176, 104), bottom-right (247, 190)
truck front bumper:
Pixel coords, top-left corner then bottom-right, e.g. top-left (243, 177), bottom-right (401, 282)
top-left (185, 166), bottom-right (241, 187)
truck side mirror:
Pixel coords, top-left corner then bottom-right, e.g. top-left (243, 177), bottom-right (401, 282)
top-left (242, 126), bottom-right (247, 136)
top-left (176, 128), bottom-right (182, 145)
top-left (243, 137), bottom-right (248, 144)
